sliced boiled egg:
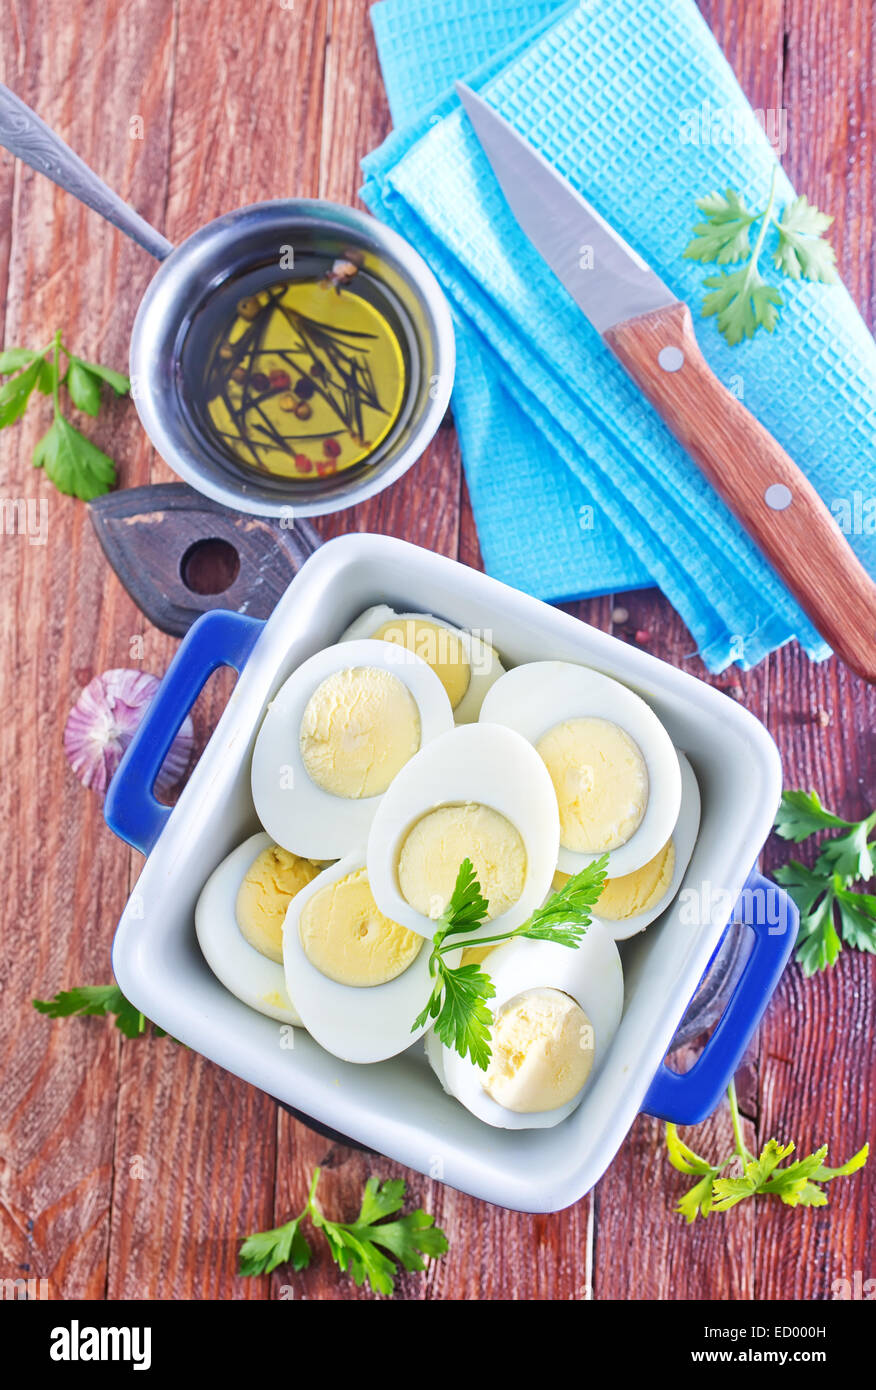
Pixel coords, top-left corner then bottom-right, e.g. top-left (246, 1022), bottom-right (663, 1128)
top-left (339, 604), bottom-right (504, 723)
top-left (195, 831), bottom-right (322, 1025)
top-left (479, 660), bottom-right (681, 878)
top-left (366, 722), bottom-right (560, 941)
top-left (251, 639), bottom-right (454, 859)
top-left (471, 748), bottom-right (699, 952)
top-left (281, 851), bottom-right (448, 1063)
top-left (426, 924), bottom-right (624, 1129)
top-left (556, 750), bottom-right (701, 940)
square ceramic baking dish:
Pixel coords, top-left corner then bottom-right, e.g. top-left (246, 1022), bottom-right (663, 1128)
top-left (106, 534), bottom-right (796, 1213)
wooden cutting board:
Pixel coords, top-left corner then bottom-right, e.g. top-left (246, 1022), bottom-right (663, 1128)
top-left (88, 483), bottom-right (322, 636)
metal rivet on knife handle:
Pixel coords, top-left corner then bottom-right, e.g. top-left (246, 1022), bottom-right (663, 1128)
top-left (764, 484), bottom-right (793, 511)
top-left (657, 346), bottom-right (685, 372)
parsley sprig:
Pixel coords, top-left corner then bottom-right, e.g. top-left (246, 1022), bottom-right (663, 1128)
top-left (239, 1167), bottom-right (449, 1296)
top-left (0, 330), bottom-right (129, 499)
top-left (33, 983), bottom-right (170, 1040)
top-left (773, 789), bottom-right (876, 974)
top-left (412, 855), bottom-right (608, 1070)
top-left (667, 1079), bottom-right (867, 1221)
top-left (684, 170), bottom-right (837, 344)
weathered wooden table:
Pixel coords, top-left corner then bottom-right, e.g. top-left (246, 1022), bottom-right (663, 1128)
top-left (1, 0), bottom-right (872, 1300)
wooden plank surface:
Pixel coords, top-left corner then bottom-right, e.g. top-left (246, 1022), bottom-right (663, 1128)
top-left (0, 0), bottom-right (872, 1302)
top-left (752, 0), bottom-right (876, 1300)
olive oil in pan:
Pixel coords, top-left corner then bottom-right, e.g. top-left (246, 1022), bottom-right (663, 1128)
top-left (181, 254), bottom-right (407, 481)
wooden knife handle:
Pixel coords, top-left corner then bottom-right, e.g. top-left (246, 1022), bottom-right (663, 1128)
top-left (604, 300), bottom-right (876, 683)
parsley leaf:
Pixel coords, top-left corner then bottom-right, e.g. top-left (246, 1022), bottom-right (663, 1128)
top-left (686, 173), bottom-right (836, 344)
top-left (518, 854), bottom-right (608, 944)
top-left (816, 819), bottom-right (875, 884)
top-left (834, 886), bottom-right (876, 955)
top-left (32, 983), bottom-right (169, 1040)
top-left (0, 347), bottom-right (41, 374)
top-left (429, 963), bottom-right (496, 1070)
top-left (774, 861), bottom-right (843, 974)
top-left (412, 856), bottom-right (609, 1069)
top-left (0, 330), bottom-right (128, 499)
top-left (667, 1079), bottom-right (867, 1220)
top-left (66, 359), bottom-right (103, 417)
top-left (238, 1216), bottom-right (312, 1277)
top-left (701, 264), bottom-right (782, 345)
top-left (34, 415), bottom-right (116, 500)
top-left (71, 356), bottom-right (130, 396)
top-left (0, 355), bottom-right (44, 427)
top-left (773, 195), bottom-right (838, 282)
top-left (683, 187), bottom-right (758, 264)
top-left (773, 790), bottom-right (876, 973)
top-left (773, 788), bottom-right (850, 842)
top-left (775, 789), bottom-right (876, 880)
top-left (239, 1168), bottom-right (448, 1296)
top-left (315, 1176), bottom-right (448, 1296)
top-left (437, 856), bottom-right (489, 939)
top-left (665, 1124), bottom-right (726, 1223)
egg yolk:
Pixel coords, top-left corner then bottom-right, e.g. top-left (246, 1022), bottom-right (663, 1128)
top-left (371, 617), bottom-right (471, 710)
top-left (299, 867), bottom-right (423, 987)
top-left (483, 988), bottom-right (595, 1113)
top-left (461, 943), bottom-right (495, 967)
top-left (536, 717), bottom-right (648, 853)
top-left (554, 837), bottom-right (675, 920)
top-left (236, 844), bottom-right (323, 963)
top-left (299, 666), bottom-right (421, 798)
top-left (398, 802), bottom-right (527, 921)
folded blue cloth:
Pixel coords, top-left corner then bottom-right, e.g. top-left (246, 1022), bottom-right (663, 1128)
top-left (372, 0), bottom-right (651, 601)
top-left (364, 0), bottom-right (876, 671)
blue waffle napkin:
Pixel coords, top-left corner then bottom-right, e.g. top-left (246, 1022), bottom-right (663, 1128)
top-left (364, 0), bottom-right (876, 671)
top-left (371, 0), bottom-right (651, 603)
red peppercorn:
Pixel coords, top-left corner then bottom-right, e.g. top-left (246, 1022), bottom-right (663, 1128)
top-left (269, 369), bottom-right (290, 390)
top-left (294, 454), bottom-right (313, 474)
top-left (634, 628), bottom-right (651, 645)
top-left (323, 438), bottom-right (342, 457)
top-left (251, 372), bottom-right (269, 391)
top-left (316, 457), bottom-right (338, 476)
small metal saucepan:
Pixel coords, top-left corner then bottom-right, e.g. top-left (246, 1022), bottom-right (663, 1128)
top-left (0, 85), bottom-right (455, 518)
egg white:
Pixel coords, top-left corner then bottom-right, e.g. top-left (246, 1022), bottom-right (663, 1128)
top-left (251, 639), bottom-right (454, 860)
top-left (339, 604), bottom-right (505, 723)
top-left (281, 850), bottom-right (450, 1064)
top-left (195, 831), bottom-right (303, 1026)
top-left (479, 660), bottom-right (681, 878)
top-left (366, 722), bottom-right (560, 941)
top-left (592, 751), bottom-right (701, 940)
top-left (430, 926), bottom-right (624, 1129)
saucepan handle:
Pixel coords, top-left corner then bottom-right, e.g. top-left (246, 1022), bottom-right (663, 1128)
top-left (640, 871), bottom-right (797, 1125)
top-left (0, 83), bottom-right (174, 261)
top-left (105, 611), bottom-right (264, 855)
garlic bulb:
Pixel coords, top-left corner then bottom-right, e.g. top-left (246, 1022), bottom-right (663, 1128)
top-left (64, 669), bottom-right (193, 796)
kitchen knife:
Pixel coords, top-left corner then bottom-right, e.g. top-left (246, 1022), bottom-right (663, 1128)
top-left (457, 82), bottom-right (876, 683)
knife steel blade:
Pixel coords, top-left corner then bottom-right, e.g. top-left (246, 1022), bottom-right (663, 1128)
top-left (456, 82), bottom-right (676, 334)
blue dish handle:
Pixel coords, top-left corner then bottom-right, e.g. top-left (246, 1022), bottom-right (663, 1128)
top-left (105, 610), bottom-right (264, 855)
top-left (641, 871), bottom-right (797, 1125)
